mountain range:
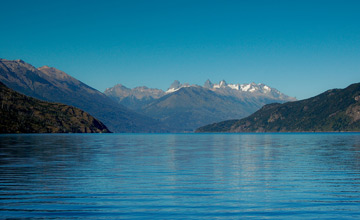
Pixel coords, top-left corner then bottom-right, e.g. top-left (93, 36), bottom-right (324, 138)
top-left (0, 58), bottom-right (295, 133)
top-left (0, 58), bottom-right (166, 133)
top-left (105, 80), bottom-right (295, 132)
top-left (196, 82), bottom-right (360, 132)
top-left (0, 82), bottom-right (110, 133)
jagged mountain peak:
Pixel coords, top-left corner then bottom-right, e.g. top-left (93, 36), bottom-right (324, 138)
top-left (104, 78), bottom-right (295, 132)
top-left (166, 80), bottom-right (193, 93)
top-left (161, 80), bottom-right (293, 101)
top-left (169, 80), bottom-right (181, 89)
top-left (167, 80), bottom-right (182, 92)
top-left (0, 58), bottom-right (38, 72)
top-left (207, 80), bottom-right (292, 99)
top-left (220, 80), bottom-right (227, 87)
top-left (203, 79), bottom-right (213, 88)
top-left (106, 79), bottom-right (295, 104)
top-left (212, 80), bottom-right (228, 88)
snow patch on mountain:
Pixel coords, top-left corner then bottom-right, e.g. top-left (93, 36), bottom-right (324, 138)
top-left (105, 79), bottom-right (296, 107)
top-left (164, 80), bottom-right (280, 95)
top-left (165, 81), bottom-right (192, 93)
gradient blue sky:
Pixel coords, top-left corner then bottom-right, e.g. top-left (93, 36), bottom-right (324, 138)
top-left (1, 0), bottom-right (359, 99)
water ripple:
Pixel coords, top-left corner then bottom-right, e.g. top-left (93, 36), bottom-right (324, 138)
top-left (1, 133), bottom-right (360, 219)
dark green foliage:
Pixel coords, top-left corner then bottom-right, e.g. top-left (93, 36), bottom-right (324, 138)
top-left (0, 82), bottom-right (110, 133)
top-left (196, 83), bottom-right (360, 132)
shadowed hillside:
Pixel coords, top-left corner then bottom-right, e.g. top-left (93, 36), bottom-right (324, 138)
top-left (0, 82), bottom-right (110, 133)
top-left (197, 83), bottom-right (360, 132)
top-left (0, 59), bottom-right (167, 132)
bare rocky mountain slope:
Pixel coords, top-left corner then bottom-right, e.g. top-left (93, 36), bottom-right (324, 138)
top-left (0, 59), bottom-right (166, 133)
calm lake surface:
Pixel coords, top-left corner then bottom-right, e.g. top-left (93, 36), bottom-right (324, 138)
top-left (1, 133), bottom-right (360, 219)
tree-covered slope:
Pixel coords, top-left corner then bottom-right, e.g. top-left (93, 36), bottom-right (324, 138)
top-left (0, 82), bottom-right (110, 133)
top-left (196, 83), bottom-right (360, 132)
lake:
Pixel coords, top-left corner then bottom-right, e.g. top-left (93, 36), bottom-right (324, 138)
top-left (1, 133), bottom-right (360, 219)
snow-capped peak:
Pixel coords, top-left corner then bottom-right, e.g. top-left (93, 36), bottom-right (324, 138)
top-left (165, 80), bottom-right (193, 93)
top-left (165, 80), bottom-right (277, 94)
top-left (213, 80), bottom-right (228, 89)
top-left (240, 84), bottom-right (251, 92)
top-left (166, 87), bottom-right (180, 93)
top-left (160, 79), bottom-right (294, 103)
top-left (209, 81), bottom-right (273, 94)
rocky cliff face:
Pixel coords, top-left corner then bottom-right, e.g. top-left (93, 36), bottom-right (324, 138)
top-left (0, 82), bottom-right (110, 133)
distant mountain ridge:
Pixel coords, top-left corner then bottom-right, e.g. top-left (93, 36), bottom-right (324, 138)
top-left (141, 86), bottom-right (259, 132)
top-left (167, 79), bottom-right (291, 99)
top-left (0, 58), bottom-right (296, 133)
top-left (196, 83), bottom-right (360, 133)
top-left (0, 58), bottom-right (167, 133)
top-left (105, 80), bottom-right (296, 132)
top-left (0, 82), bottom-right (110, 133)
top-left (104, 84), bottom-right (165, 110)
top-left (105, 79), bottom-right (295, 109)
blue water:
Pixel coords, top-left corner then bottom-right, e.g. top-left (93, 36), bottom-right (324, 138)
top-left (1, 133), bottom-right (360, 219)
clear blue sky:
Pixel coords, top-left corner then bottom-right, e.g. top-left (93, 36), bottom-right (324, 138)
top-left (0, 0), bottom-right (359, 100)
